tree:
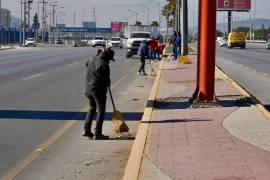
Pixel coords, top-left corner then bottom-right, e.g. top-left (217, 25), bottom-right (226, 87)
top-left (151, 21), bottom-right (159, 26)
top-left (32, 13), bottom-right (40, 30)
top-left (216, 30), bottom-right (224, 37)
top-left (135, 21), bottom-right (142, 26)
top-left (161, 0), bottom-right (177, 28)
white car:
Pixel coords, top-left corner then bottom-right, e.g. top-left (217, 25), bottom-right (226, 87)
top-left (91, 36), bottom-right (106, 47)
top-left (25, 38), bottom-right (36, 47)
top-left (108, 37), bottom-right (123, 48)
top-left (216, 38), bottom-right (227, 47)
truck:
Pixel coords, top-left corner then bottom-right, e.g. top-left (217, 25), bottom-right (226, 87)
top-left (124, 25), bottom-right (158, 59)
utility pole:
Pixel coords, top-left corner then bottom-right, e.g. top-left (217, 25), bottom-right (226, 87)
top-left (50, 4), bottom-right (57, 27)
top-left (253, 0), bottom-right (256, 41)
top-left (40, 0), bottom-right (48, 43)
top-left (181, 0), bottom-right (188, 55)
top-left (228, 11), bottom-right (232, 34)
top-left (23, 0), bottom-right (26, 45)
top-left (92, 6), bottom-right (96, 22)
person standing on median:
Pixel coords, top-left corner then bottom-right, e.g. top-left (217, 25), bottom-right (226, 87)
top-left (175, 32), bottom-right (182, 59)
top-left (170, 31), bottom-right (177, 60)
top-left (84, 48), bottom-right (115, 140)
top-left (137, 40), bottom-right (149, 75)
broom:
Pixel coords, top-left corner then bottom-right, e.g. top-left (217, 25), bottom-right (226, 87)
top-left (108, 87), bottom-right (129, 133)
top-left (149, 59), bottom-right (157, 76)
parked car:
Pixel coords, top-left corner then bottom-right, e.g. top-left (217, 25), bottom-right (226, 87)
top-left (25, 38), bottom-right (36, 47)
top-left (108, 37), bottom-right (123, 48)
top-left (267, 39), bottom-right (270, 50)
top-left (227, 32), bottom-right (246, 49)
top-left (91, 36), bottom-right (106, 47)
top-left (55, 39), bottom-right (64, 44)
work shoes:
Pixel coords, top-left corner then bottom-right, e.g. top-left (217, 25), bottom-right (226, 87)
top-left (82, 132), bottom-right (94, 139)
top-left (93, 134), bottom-right (109, 140)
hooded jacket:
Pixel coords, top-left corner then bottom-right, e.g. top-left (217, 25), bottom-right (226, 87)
top-left (85, 53), bottom-right (111, 96)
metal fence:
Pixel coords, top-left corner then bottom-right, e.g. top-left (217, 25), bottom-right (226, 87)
top-left (0, 27), bottom-right (48, 44)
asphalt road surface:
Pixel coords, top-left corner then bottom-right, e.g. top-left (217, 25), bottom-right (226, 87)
top-left (216, 43), bottom-right (270, 109)
top-left (0, 47), bottom-right (153, 179)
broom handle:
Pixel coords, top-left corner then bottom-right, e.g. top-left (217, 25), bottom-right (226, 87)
top-left (108, 87), bottom-right (116, 111)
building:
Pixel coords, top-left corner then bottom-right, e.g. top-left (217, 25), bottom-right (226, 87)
top-left (56, 24), bottom-right (66, 28)
top-left (83, 21), bottom-right (96, 28)
top-left (0, 8), bottom-right (11, 27)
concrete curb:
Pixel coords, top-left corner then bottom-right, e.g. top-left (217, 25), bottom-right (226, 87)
top-left (122, 60), bottom-right (164, 180)
top-left (216, 66), bottom-right (270, 120)
top-left (0, 47), bottom-right (15, 51)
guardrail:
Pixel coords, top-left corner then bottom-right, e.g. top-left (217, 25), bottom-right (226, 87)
top-left (246, 40), bottom-right (267, 44)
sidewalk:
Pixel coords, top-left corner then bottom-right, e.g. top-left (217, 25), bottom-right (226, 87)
top-left (124, 54), bottom-right (270, 180)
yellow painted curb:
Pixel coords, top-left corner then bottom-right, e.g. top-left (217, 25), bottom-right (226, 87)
top-left (216, 66), bottom-right (270, 120)
top-left (122, 60), bottom-right (164, 180)
top-left (179, 55), bottom-right (192, 64)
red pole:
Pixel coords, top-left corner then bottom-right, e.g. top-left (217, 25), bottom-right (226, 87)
top-left (197, 0), bottom-right (217, 102)
top-left (196, 0), bottom-right (201, 93)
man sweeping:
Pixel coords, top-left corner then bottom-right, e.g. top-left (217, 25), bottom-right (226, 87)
top-left (84, 48), bottom-right (115, 140)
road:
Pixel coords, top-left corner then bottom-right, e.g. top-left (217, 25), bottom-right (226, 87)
top-left (191, 43), bottom-right (270, 109)
top-left (216, 43), bottom-right (270, 109)
top-left (0, 47), bottom-right (155, 179)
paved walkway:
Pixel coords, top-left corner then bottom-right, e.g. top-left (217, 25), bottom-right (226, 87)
top-left (137, 56), bottom-right (270, 180)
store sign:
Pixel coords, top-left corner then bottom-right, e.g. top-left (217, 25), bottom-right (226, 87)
top-left (217, 0), bottom-right (251, 11)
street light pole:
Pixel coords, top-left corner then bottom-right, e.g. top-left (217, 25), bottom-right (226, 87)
top-left (127, 9), bottom-right (138, 23)
top-left (149, 0), bottom-right (161, 35)
top-left (139, 4), bottom-right (150, 25)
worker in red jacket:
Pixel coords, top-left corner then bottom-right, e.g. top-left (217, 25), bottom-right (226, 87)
top-left (148, 37), bottom-right (158, 61)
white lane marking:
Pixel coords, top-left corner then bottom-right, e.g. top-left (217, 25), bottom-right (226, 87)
top-left (22, 73), bottom-right (44, 81)
top-left (67, 62), bottom-right (80, 67)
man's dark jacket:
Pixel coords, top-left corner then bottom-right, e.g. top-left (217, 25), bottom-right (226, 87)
top-left (85, 55), bottom-right (111, 96)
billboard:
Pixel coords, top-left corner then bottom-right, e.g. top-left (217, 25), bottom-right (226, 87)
top-left (110, 22), bottom-right (123, 33)
top-left (217, 0), bottom-right (251, 11)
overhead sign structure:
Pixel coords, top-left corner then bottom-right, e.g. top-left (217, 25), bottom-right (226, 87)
top-left (51, 27), bottom-right (111, 33)
top-left (110, 22), bottom-right (123, 33)
top-left (217, 0), bottom-right (251, 11)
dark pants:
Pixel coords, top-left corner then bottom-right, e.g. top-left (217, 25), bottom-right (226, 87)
top-left (84, 93), bottom-right (107, 135)
top-left (173, 45), bottom-right (178, 59)
top-left (139, 56), bottom-right (146, 73)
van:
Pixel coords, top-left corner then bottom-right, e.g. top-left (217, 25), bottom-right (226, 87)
top-left (227, 32), bottom-right (246, 49)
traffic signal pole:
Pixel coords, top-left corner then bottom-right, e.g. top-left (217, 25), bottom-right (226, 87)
top-left (197, 0), bottom-right (217, 102)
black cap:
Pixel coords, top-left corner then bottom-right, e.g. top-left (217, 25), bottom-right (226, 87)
top-left (102, 48), bottom-right (115, 61)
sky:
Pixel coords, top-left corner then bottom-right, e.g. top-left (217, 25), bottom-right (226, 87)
top-left (1, 0), bottom-right (270, 28)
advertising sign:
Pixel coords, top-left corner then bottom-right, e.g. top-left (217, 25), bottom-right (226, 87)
top-left (110, 22), bottom-right (123, 33)
top-left (217, 0), bottom-right (251, 11)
